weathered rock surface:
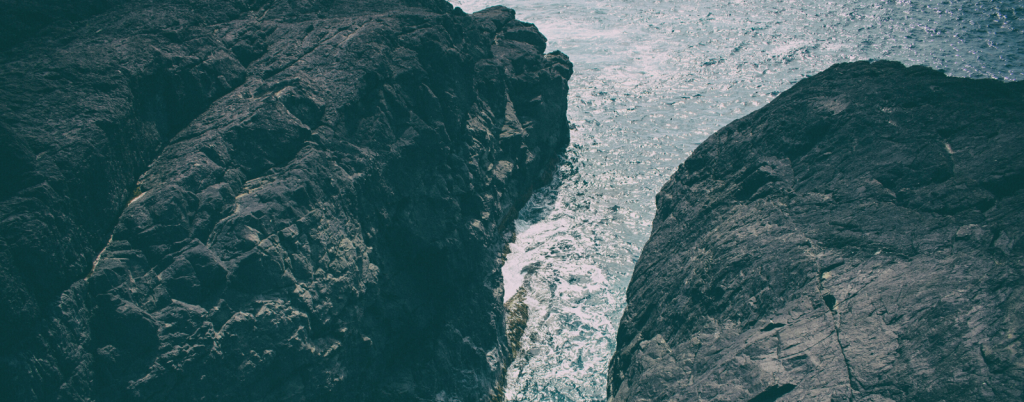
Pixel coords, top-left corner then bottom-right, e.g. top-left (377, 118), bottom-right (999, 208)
top-left (0, 1), bottom-right (571, 400)
top-left (609, 61), bottom-right (1023, 401)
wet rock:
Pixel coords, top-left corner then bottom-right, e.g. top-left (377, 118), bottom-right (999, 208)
top-left (610, 61), bottom-right (1024, 401)
top-left (0, 1), bottom-right (571, 400)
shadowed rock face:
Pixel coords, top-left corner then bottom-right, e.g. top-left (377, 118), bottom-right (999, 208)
top-left (0, 1), bottom-right (571, 400)
top-left (609, 61), bottom-right (1024, 402)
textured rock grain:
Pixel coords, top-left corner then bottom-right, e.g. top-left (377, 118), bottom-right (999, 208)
top-left (609, 61), bottom-right (1023, 402)
top-left (0, 1), bottom-right (571, 400)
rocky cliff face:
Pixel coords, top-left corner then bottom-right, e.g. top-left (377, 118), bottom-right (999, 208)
top-left (609, 61), bottom-right (1023, 401)
top-left (0, 1), bottom-right (571, 400)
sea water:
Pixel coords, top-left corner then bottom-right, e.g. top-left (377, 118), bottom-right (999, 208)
top-left (451, 0), bottom-right (1024, 400)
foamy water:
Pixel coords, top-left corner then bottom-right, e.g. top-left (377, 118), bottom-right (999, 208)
top-left (453, 0), bottom-right (1023, 400)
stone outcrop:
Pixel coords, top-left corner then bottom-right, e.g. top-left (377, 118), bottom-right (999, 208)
top-left (0, 1), bottom-right (571, 400)
top-left (609, 61), bottom-right (1023, 401)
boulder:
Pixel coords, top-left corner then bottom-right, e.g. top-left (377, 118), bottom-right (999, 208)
top-left (610, 61), bottom-right (1024, 402)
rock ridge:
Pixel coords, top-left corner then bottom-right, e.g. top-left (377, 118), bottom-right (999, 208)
top-left (609, 60), bottom-right (1023, 401)
top-left (0, 1), bottom-right (571, 400)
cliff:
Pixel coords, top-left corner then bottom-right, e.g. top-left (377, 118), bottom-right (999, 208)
top-left (609, 61), bottom-right (1023, 401)
top-left (0, 1), bottom-right (572, 400)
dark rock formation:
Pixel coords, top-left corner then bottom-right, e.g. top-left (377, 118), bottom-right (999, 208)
top-left (0, 1), bottom-right (572, 400)
top-left (609, 61), bottom-right (1023, 401)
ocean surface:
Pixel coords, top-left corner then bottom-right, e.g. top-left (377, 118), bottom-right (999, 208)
top-left (451, 0), bottom-right (1024, 400)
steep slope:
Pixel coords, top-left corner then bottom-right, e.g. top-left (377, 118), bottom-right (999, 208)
top-left (0, 1), bottom-right (572, 400)
top-left (609, 61), bottom-right (1023, 401)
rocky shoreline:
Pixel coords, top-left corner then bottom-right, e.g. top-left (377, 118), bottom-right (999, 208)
top-left (5, 2), bottom-right (1023, 401)
top-left (609, 60), bottom-right (1024, 401)
top-left (0, 1), bottom-right (571, 400)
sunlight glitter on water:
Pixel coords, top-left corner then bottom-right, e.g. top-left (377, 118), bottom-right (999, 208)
top-left (453, 0), bottom-right (1022, 400)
